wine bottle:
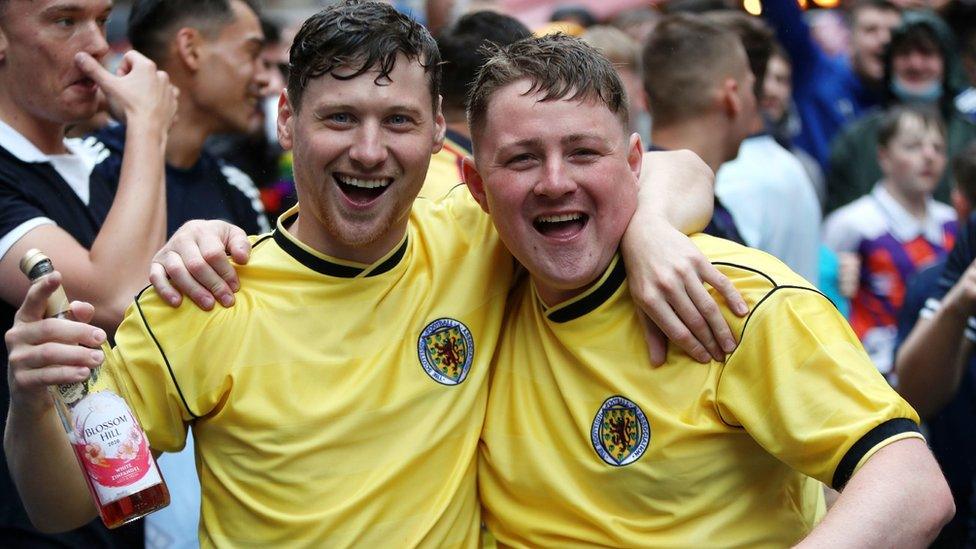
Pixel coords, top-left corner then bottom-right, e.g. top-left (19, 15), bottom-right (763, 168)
top-left (19, 249), bottom-right (170, 528)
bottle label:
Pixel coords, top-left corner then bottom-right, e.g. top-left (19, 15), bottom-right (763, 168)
top-left (69, 391), bottom-right (162, 505)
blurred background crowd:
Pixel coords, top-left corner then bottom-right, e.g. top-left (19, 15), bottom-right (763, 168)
top-left (9, 0), bottom-right (976, 546)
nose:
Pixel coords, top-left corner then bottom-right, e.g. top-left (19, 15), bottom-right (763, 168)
top-left (255, 57), bottom-right (274, 96)
top-left (349, 122), bottom-right (388, 169)
top-left (82, 20), bottom-right (110, 60)
top-left (533, 158), bottom-right (576, 198)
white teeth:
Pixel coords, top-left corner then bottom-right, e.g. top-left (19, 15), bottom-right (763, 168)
top-left (337, 175), bottom-right (390, 189)
top-left (537, 213), bottom-right (583, 223)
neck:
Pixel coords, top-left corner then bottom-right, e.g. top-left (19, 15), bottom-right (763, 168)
top-left (882, 180), bottom-right (929, 221)
top-left (290, 210), bottom-right (409, 265)
top-left (0, 93), bottom-right (68, 155)
top-left (652, 118), bottom-right (731, 172)
top-left (165, 98), bottom-right (214, 168)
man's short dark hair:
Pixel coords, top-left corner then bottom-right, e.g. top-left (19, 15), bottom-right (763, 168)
top-left (287, 0), bottom-right (440, 113)
top-left (876, 103), bottom-right (945, 148)
top-left (953, 142), bottom-right (976, 206)
top-left (706, 10), bottom-right (774, 101)
top-left (849, 0), bottom-right (900, 23)
top-left (436, 11), bottom-right (531, 120)
top-left (128, 0), bottom-right (259, 64)
top-left (641, 13), bottom-right (745, 127)
top-left (467, 33), bottom-right (629, 145)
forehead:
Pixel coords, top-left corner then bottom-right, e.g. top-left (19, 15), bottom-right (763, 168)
top-left (5, 0), bottom-right (111, 17)
top-left (853, 6), bottom-right (899, 27)
top-left (892, 114), bottom-right (943, 141)
top-left (301, 55), bottom-right (434, 112)
top-left (214, 0), bottom-right (261, 39)
top-left (479, 79), bottom-right (625, 144)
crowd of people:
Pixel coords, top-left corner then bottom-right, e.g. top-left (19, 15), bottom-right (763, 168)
top-left (2, 0), bottom-right (976, 546)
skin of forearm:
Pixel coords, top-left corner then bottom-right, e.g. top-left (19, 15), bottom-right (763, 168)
top-left (85, 119), bottom-right (168, 328)
top-left (632, 150), bottom-right (714, 233)
top-left (4, 402), bottom-right (97, 531)
top-left (896, 306), bottom-right (971, 419)
top-left (795, 439), bottom-right (953, 548)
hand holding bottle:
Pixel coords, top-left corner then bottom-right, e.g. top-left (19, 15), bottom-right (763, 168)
top-left (5, 269), bottom-right (105, 414)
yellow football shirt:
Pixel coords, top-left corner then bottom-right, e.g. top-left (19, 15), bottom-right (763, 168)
top-left (421, 132), bottom-right (470, 200)
top-left (97, 192), bottom-right (512, 547)
top-left (479, 234), bottom-right (922, 548)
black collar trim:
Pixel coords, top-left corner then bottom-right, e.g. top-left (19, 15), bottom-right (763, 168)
top-left (546, 256), bottom-right (626, 323)
top-left (272, 208), bottom-right (408, 278)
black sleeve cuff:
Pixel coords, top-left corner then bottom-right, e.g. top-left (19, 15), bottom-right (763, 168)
top-left (831, 418), bottom-right (921, 491)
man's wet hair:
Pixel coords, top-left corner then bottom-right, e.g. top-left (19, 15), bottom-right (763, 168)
top-left (466, 33), bottom-right (629, 143)
top-left (436, 11), bottom-right (531, 120)
top-left (287, 0), bottom-right (440, 112)
top-left (128, 0), bottom-right (260, 64)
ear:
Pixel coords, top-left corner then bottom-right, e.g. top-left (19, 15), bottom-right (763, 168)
top-left (877, 144), bottom-right (891, 174)
top-left (720, 77), bottom-right (741, 119)
top-left (627, 132), bottom-right (643, 183)
top-left (277, 90), bottom-right (294, 151)
top-left (174, 27), bottom-right (203, 73)
top-left (0, 27), bottom-right (8, 64)
top-left (462, 156), bottom-right (491, 214)
top-left (431, 95), bottom-right (446, 154)
top-left (952, 187), bottom-right (971, 221)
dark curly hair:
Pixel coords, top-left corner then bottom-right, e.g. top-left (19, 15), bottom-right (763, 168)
top-left (287, 0), bottom-right (440, 112)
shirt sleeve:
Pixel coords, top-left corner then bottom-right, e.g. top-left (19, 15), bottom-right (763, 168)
top-left (716, 286), bottom-right (923, 490)
top-left (94, 288), bottom-right (233, 453)
top-left (0, 182), bottom-right (56, 261)
top-left (924, 217), bottom-right (976, 341)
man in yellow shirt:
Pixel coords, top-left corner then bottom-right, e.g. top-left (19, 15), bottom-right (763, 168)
top-left (462, 33), bottom-right (954, 546)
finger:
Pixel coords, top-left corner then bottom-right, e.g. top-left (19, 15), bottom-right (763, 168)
top-left (68, 301), bottom-right (96, 325)
top-left (159, 250), bottom-right (215, 310)
top-left (665, 288), bottom-right (723, 362)
top-left (684, 271), bottom-right (737, 354)
top-left (74, 52), bottom-right (116, 92)
top-left (640, 293), bottom-right (711, 363)
top-left (12, 341), bottom-right (104, 372)
top-left (197, 237), bottom-right (238, 306)
top-left (700, 263), bottom-right (748, 317)
top-left (15, 317), bottom-right (106, 348)
top-left (12, 361), bottom-right (96, 390)
top-left (149, 262), bottom-right (183, 307)
top-left (14, 273), bottom-right (63, 323)
top-left (637, 313), bottom-right (667, 366)
top-left (226, 225), bottom-right (252, 269)
top-left (114, 50), bottom-right (137, 76)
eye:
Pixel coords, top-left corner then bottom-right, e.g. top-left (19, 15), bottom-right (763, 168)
top-left (55, 17), bottom-right (76, 28)
top-left (505, 154), bottom-right (536, 169)
top-left (387, 114), bottom-right (415, 127)
top-left (322, 112), bottom-right (354, 126)
top-left (570, 148), bottom-right (600, 161)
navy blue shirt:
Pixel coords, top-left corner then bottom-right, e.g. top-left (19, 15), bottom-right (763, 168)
top-left (896, 216), bottom-right (976, 547)
top-left (92, 124), bottom-right (269, 237)
top-left (0, 140), bottom-right (140, 547)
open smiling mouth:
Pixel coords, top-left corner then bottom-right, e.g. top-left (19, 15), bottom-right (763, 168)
top-left (335, 174), bottom-right (392, 205)
top-left (533, 213), bottom-right (589, 237)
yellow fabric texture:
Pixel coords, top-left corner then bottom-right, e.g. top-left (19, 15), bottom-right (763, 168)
top-left (479, 234), bottom-right (922, 548)
top-left (97, 192), bottom-right (511, 547)
top-left (421, 136), bottom-right (469, 200)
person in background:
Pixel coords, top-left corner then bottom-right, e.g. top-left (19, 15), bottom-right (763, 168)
top-left (582, 25), bottom-right (651, 145)
top-left (827, 10), bottom-right (976, 212)
top-left (0, 0), bottom-right (178, 545)
top-left (425, 10), bottom-right (530, 198)
top-left (642, 13), bottom-right (755, 245)
top-left (893, 140), bottom-right (976, 547)
top-left (709, 11), bottom-right (823, 285)
top-left (91, 0), bottom-right (270, 240)
top-left (824, 104), bottom-right (956, 379)
top-left (762, 0), bottom-right (902, 170)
